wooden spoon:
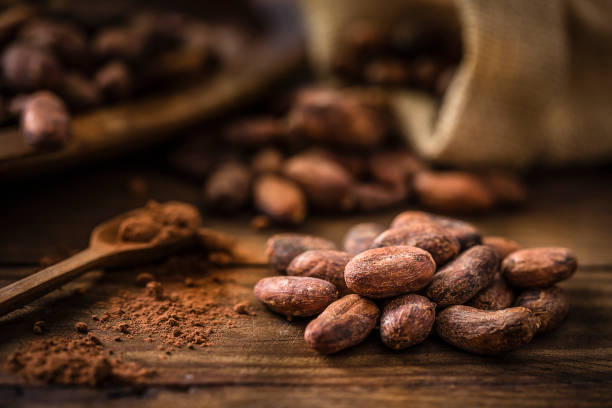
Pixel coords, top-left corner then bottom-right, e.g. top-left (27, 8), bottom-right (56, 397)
top-left (0, 208), bottom-right (197, 317)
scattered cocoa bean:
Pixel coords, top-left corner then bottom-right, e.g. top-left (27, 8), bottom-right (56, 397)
top-left (304, 294), bottom-right (380, 354)
top-left (373, 221), bottom-right (460, 266)
top-left (467, 273), bottom-right (514, 310)
top-left (380, 294), bottom-right (435, 350)
top-left (1, 43), bottom-right (62, 91)
top-left (426, 245), bottom-right (499, 307)
top-left (283, 152), bottom-right (354, 211)
top-left (286, 250), bottom-right (352, 292)
top-left (253, 174), bottom-right (306, 225)
top-left (515, 286), bottom-right (570, 333)
top-left (414, 171), bottom-right (495, 213)
top-left (369, 150), bottom-right (424, 187)
top-left (482, 236), bottom-right (521, 259)
top-left (20, 91), bottom-right (70, 149)
top-left (345, 246), bottom-right (435, 298)
top-left (435, 305), bottom-right (540, 355)
top-left (202, 162), bottom-right (252, 213)
top-left (481, 171), bottom-right (527, 206)
top-left (253, 276), bottom-right (339, 318)
top-left (342, 222), bottom-right (385, 256)
top-left (265, 234), bottom-right (336, 273)
top-left (502, 248), bottom-right (578, 288)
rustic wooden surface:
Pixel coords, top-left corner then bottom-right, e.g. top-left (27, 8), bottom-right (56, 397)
top-left (0, 160), bottom-right (611, 408)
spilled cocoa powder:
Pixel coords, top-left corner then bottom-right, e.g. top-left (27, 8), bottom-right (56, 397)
top-left (6, 226), bottom-right (255, 386)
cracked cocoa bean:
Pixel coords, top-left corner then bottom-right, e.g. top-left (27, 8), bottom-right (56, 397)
top-left (304, 294), bottom-right (380, 354)
top-left (344, 246), bottom-right (435, 298)
top-left (254, 276), bottom-right (339, 318)
top-left (515, 286), bottom-right (570, 333)
top-left (435, 305), bottom-right (540, 355)
top-left (380, 294), bottom-right (435, 350)
top-left (502, 247), bottom-right (577, 288)
top-left (426, 245), bottom-right (499, 307)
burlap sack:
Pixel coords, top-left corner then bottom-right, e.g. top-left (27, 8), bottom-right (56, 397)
top-left (298, 0), bottom-right (612, 168)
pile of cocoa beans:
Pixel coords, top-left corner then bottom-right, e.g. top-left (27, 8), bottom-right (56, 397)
top-left (0, 3), bottom-right (232, 149)
top-left (172, 87), bottom-right (526, 225)
top-left (254, 210), bottom-right (577, 355)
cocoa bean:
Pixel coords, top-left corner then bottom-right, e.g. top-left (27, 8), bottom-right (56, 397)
top-left (369, 150), bottom-right (424, 187)
top-left (414, 171), bottom-right (495, 213)
top-left (372, 221), bottom-right (460, 266)
top-left (60, 72), bottom-right (101, 109)
top-left (94, 60), bottom-right (132, 100)
top-left (343, 222), bottom-right (385, 256)
top-left (467, 273), bottom-right (514, 310)
top-left (254, 276), bottom-right (339, 318)
top-left (426, 245), bottom-right (499, 307)
top-left (202, 162), bottom-right (252, 213)
top-left (21, 91), bottom-right (70, 150)
top-left (304, 294), bottom-right (380, 354)
top-left (2, 43), bottom-right (62, 91)
top-left (225, 117), bottom-right (286, 147)
top-left (380, 294), bottom-right (435, 350)
top-left (502, 247), bottom-right (577, 288)
top-left (515, 286), bottom-right (570, 333)
top-left (435, 305), bottom-right (540, 354)
top-left (481, 171), bottom-right (527, 206)
top-left (482, 236), bottom-right (521, 259)
top-left (351, 182), bottom-right (407, 212)
top-left (344, 246), bottom-right (435, 298)
top-left (19, 19), bottom-right (87, 63)
top-left (253, 174), bottom-right (306, 225)
top-left (251, 148), bottom-right (283, 174)
top-left (265, 234), bottom-right (336, 273)
top-left (287, 249), bottom-right (351, 292)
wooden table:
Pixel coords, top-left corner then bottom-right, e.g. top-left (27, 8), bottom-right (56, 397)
top-left (0, 159), bottom-right (611, 407)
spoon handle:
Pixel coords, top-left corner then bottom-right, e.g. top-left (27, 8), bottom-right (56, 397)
top-left (0, 248), bottom-right (109, 317)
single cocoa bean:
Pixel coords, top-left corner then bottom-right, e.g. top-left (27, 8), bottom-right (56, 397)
top-left (254, 276), bottom-right (338, 318)
top-left (467, 273), bottom-right (514, 310)
top-left (481, 171), bottom-right (527, 206)
top-left (60, 72), bottom-right (101, 109)
top-left (373, 222), bottom-right (460, 266)
top-left (380, 294), bottom-right (435, 350)
top-left (265, 234), bottom-right (336, 273)
top-left (225, 117), bottom-right (286, 147)
top-left (414, 171), bottom-right (495, 213)
top-left (390, 211), bottom-right (481, 250)
top-left (19, 19), bottom-right (87, 63)
top-left (253, 174), bottom-right (306, 225)
top-left (21, 91), bottom-right (70, 149)
top-left (351, 182), bottom-right (407, 212)
top-left (482, 236), bottom-right (521, 259)
top-left (345, 246), bottom-right (435, 298)
top-left (93, 27), bottom-right (148, 60)
top-left (515, 286), bottom-right (570, 333)
top-left (287, 249), bottom-right (351, 292)
top-left (2, 43), bottom-right (62, 91)
top-left (304, 294), bottom-right (380, 354)
top-left (426, 245), bottom-right (499, 307)
top-left (202, 162), bottom-right (252, 213)
top-left (283, 152), bottom-right (354, 211)
top-left (363, 59), bottom-right (410, 85)
top-left (435, 305), bottom-right (540, 354)
top-left (502, 247), bottom-right (577, 288)
top-left (343, 222), bottom-right (385, 256)
top-left (370, 150), bottom-right (424, 187)
top-left (251, 148), bottom-right (284, 174)
top-left (94, 60), bottom-right (132, 100)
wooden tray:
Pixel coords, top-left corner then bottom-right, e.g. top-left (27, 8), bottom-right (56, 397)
top-left (0, 0), bottom-right (304, 180)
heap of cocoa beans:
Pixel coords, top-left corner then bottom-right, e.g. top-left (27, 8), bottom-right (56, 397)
top-left (174, 87), bottom-right (526, 225)
top-left (0, 3), bottom-right (233, 149)
top-left (254, 210), bottom-right (577, 355)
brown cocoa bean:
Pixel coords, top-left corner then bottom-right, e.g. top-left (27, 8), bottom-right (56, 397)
top-left (391, 211), bottom-right (481, 250)
top-left (351, 182), bottom-right (407, 212)
top-left (2, 43), bottom-right (62, 91)
top-left (60, 72), bottom-right (101, 109)
top-left (467, 273), bottom-right (514, 310)
top-left (287, 250), bottom-right (351, 292)
top-left (93, 27), bottom-right (148, 60)
top-left (515, 286), bottom-right (570, 333)
top-left (482, 236), bottom-right (521, 259)
top-left (345, 246), bottom-right (435, 298)
top-left (414, 171), bottom-right (495, 213)
top-left (253, 174), bottom-right (306, 225)
top-left (21, 91), bottom-right (70, 149)
top-left (370, 150), bottom-right (424, 187)
top-left (225, 117), bottom-right (286, 147)
top-left (343, 222), bottom-right (385, 256)
top-left (265, 234), bottom-right (336, 273)
top-left (502, 247), bottom-right (577, 288)
top-left (363, 59), bottom-right (410, 85)
top-left (254, 276), bottom-right (339, 318)
top-left (202, 162), bottom-right (252, 213)
top-left (283, 152), bottom-right (354, 211)
top-left (304, 294), bottom-right (380, 354)
top-left (373, 221), bottom-right (460, 266)
top-left (19, 19), bottom-right (87, 63)
top-left (435, 305), bottom-right (540, 354)
top-left (380, 294), bottom-right (435, 350)
top-left (94, 60), bottom-right (132, 100)
top-left (481, 171), bottom-right (527, 206)
top-left (426, 245), bottom-right (499, 307)
top-left (251, 148), bottom-right (284, 174)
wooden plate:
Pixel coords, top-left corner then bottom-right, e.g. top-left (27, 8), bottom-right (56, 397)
top-left (0, 0), bottom-right (304, 180)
